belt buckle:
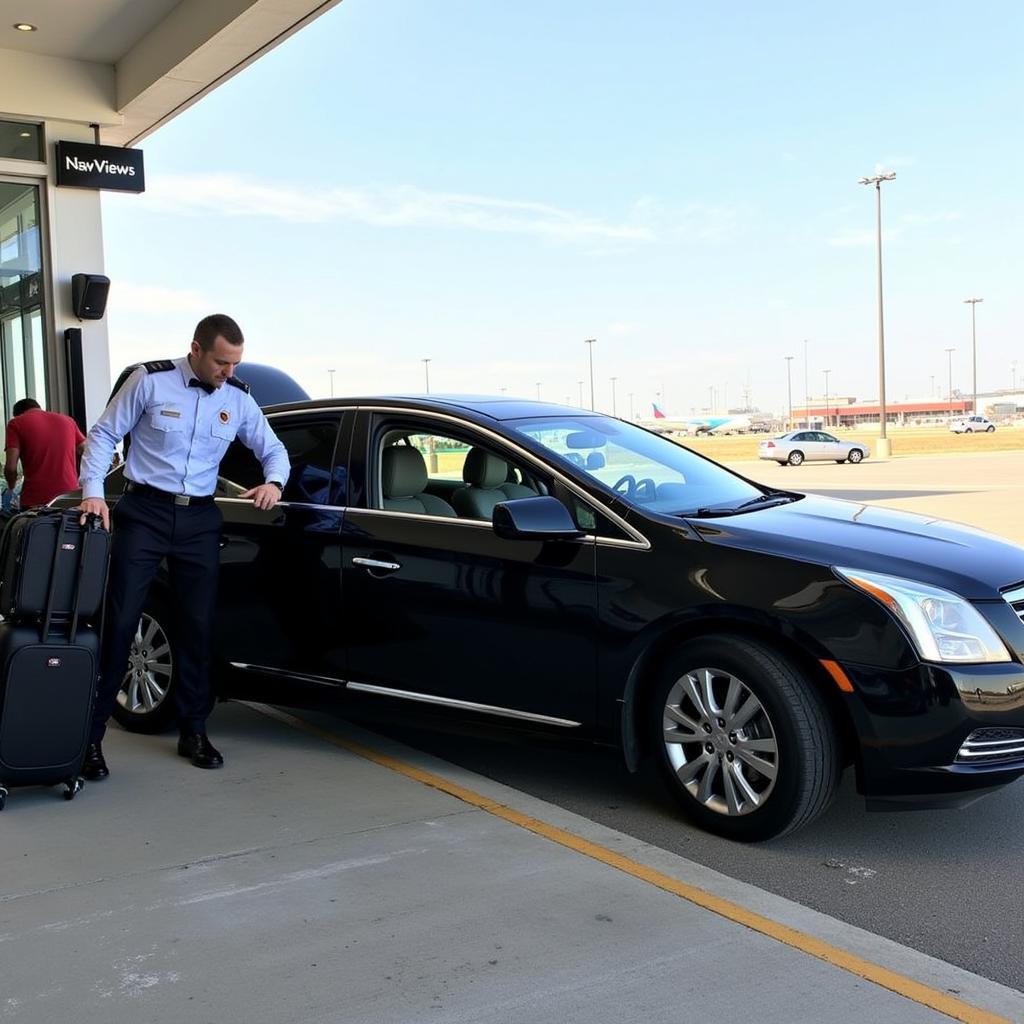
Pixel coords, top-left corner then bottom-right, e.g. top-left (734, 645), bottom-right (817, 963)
top-left (174, 494), bottom-right (191, 506)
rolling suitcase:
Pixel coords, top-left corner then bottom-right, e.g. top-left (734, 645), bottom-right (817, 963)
top-left (0, 507), bottom-right (110, 623)
top-left (0, 512), bottom-right (106, 810)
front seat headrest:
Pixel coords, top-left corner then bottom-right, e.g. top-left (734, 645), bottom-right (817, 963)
top-left (382, 446), bottom-right (428, 498)
top-left (462, 448), bottom-right (508, 489)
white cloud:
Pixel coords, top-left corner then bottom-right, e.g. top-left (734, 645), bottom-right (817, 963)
top-left (143, 174), bottom-right (654, 244)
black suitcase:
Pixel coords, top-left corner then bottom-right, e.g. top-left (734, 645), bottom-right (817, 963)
top-left (0, 507), bottom-right (109, 623)
top-left (0, 513), bottom-right (106, 810)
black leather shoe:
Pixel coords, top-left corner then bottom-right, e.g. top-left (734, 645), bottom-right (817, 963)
top-left (177, 732), bottom-right (224, 769)
top-left (81, 742), bottom-right (109, 780)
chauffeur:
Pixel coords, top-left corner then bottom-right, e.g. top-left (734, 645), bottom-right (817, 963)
top-left (77, 314), bottom-right (290, 779)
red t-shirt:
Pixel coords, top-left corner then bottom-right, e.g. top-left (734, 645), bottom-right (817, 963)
top-left (5, 409), bottom-right (86, 508)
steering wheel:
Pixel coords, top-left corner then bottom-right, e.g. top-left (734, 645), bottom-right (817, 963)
top-left (635, 477), bottom-right (657, 502)
top-left (612, 474), bottom-right (637, 498)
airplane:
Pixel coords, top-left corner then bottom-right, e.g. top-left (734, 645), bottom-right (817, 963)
top-left (638, 403), bottom-right (753, 435)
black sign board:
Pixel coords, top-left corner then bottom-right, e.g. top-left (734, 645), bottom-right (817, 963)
top-left (55, 141), bottom-right (145, 193)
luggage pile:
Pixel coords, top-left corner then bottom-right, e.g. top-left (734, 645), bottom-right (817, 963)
top-left (0, 508), bottom-right (110, 810)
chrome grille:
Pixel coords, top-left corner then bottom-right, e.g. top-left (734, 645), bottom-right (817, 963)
top-left (1003, 584), bottom-right (1024, 626)
top-left (955, 728), bottom-right (1024, 765)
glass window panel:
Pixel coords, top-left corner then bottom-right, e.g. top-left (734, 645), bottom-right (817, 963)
top-left (0, 121), bottom-right (43, 162)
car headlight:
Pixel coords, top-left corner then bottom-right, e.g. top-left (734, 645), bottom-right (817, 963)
top-left (834, 567), bottom-right (1011, 664)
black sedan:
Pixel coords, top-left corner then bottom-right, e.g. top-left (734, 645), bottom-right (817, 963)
top-left (68, 395), bottom-right (1024, 841)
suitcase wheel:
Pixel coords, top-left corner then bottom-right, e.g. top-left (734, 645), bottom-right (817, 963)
top-left (0, 785), bottom-right (7, 811)
top-left (63, 777), bottom-right (84, 801)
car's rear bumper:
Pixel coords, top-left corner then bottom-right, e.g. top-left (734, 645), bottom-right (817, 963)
top-left (843, 659), bottom-right (1024, 801)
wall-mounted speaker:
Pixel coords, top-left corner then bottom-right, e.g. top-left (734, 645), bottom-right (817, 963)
top-left (71, 273), bottom-right (110, 320)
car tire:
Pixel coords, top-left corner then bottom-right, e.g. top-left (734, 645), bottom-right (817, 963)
top-left (965, 428), bottom-right (973, 433)
top-left (650, 636), bottom-right (839, 841)
top-left (787, 450), bottom-right (804, 466)
top-left (111, 594), bottom-right (179, 734)
top-left (986, 425), bottom-right (995, 433)
top-left (847, 449), bottom-right (864, 464)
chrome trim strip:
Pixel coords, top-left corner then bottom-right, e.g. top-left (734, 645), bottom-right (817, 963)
top-left (348, 507), bottom-right (508, 530)
top-left (961, 737), bottom-right (1024, 748)
top-left (1002, 585), bottom-right (1024, 603)
top-left (352, 557), bottom-right (401, 571)
top-left (958, 746), bottom-right (1024, 758)
top-left (345, 681), bottom-right (582, 727)
top-left (230, 662), bottom-right (345, 687)
top-left (215, 497), bottom-right (342, 513)
top-left (356, 404), bottom-right (650, 550)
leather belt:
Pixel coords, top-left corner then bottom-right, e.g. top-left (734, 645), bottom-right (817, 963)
top-left (124, 481), bottom-right (215, 506)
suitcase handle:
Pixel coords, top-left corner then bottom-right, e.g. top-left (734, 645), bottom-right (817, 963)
top-left (40, 511), bottom-right (102, 642)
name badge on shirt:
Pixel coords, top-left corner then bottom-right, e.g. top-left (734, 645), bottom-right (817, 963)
top-left (160, 408), bottom-right (182, 419)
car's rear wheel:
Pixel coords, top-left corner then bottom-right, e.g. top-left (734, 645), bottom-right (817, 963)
top-left (111, 596), bottom-right (179, 734)
top-left (965, 427), bottom-right (973, 433)
top-left (650, 636), bottom-right (839, 841)
top-left (847, 449), bottom-right (864, 464)
top-left (787, 450), bottom-right (804, 466)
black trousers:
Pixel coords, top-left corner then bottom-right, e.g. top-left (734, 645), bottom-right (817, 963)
top-left (90, 491), bottom-right (222, 743)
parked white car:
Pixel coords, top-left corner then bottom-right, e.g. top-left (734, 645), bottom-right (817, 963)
top-left (949, 416), bottom-right (995, 433)
top-left (758, 431), bottom-right (869, 466)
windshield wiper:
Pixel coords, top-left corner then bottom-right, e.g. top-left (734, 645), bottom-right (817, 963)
top-left (681, 492), bottom-right (799, 519)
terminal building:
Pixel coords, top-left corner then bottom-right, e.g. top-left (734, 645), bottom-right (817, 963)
top-left (792, 391), bottom-right (1023, 430)
top-left (0, 0), bottom-right (339, 430)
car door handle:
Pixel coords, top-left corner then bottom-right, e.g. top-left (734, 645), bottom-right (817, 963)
top-left (352, 557), bottom-right (401, 574)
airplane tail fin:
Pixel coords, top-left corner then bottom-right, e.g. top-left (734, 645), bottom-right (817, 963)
top-left (652, 403), bottom-right (666, 419)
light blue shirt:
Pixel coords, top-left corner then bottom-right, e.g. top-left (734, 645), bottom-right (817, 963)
top-left (80, 356), bottom-right (290, 500)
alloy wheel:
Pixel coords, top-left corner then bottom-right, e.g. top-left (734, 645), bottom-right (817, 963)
top-left (662, 666), bottom-right (779, 816)
top-left (117, 613), bottom-right (173, 714)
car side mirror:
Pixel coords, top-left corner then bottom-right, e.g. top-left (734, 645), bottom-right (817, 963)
top-left (492, 496), bottom-right (585, 542)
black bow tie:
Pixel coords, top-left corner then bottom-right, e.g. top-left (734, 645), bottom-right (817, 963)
top-left (189, 378), bottom-right (215, 396)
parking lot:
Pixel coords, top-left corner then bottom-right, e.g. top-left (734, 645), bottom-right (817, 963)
top-left (4, 450), bottom-right (1024, 1022)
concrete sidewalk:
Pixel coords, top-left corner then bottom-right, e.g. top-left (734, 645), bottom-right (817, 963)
top-left (2, 702), bottom-right (1021, 1023)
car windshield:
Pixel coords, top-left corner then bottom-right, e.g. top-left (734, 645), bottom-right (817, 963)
top-left (510, 415), bottom-right (766, 515)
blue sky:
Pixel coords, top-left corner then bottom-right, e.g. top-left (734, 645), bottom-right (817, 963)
top-left (101, 0), bottom-right (1024, 417)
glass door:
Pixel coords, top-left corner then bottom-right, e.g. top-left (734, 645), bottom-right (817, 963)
top-left (0, 181), bottom-right (46, 422)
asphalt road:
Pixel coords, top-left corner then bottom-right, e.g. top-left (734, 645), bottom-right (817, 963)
top-left (335, 450), bottom-right (1024, 992)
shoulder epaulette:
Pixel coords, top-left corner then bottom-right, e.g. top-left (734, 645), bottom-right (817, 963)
top-left (142, 359), bottom-right (176, 374)
top-left (106, 359), bottom-right (176, 407)
top-left (226, 377), bottom-right (250, 394)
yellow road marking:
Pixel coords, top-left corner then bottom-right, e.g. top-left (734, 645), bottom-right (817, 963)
top-left (250, 703), bottom-right (1009, 1024)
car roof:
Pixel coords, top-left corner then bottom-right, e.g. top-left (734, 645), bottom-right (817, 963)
top-left (264, 394), bottom-right (604, 422)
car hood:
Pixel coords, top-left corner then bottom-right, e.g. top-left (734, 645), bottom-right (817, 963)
top-left (688, 494), bottom-right (1024, 599)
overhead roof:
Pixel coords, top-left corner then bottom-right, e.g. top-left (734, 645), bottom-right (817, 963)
top-left (0, 0), bottom-right (341, 145)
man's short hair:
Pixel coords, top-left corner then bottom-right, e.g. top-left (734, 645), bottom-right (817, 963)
top-left (12, 398), bottom-right (40, 417)
top-left (194, 314), bottom-right (244, 351)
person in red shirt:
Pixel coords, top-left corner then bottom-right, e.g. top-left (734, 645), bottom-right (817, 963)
top-left (4, 399), bottom-right (86, 509)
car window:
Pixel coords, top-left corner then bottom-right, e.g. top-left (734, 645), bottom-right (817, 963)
top-left (511, 414), bottom-right (761, 515)
top-left (374, 421), bottom-right (549, 520)
top-left (218, 416), bottom-right (346, 506)
top-left (792, 432), bottom-right (810, 442)
top-left (818, 432), bottom-right (838, 443)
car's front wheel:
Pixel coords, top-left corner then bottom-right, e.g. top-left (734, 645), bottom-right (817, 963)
top-left (787, 450), bottom-right (804, 466)
top-left (986, 425), bottom-right (995, 433)
top-left (650, 636), bottom-right (839, 841)
top-left (847, 449), bottom-right (864, 464)
top-left (111, 596), bottom-right (179, 734)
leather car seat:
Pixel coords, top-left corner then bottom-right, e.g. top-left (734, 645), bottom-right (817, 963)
top-left (381, 446), bottom-right (457, 516)
top-left (452, 448), bottom-right (536, 520)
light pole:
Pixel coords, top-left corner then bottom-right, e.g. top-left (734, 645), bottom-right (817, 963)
top-left (945, 347), bottom-right (955, 413)
top-left (584, 338), bottom-right (597, 410)
top-left (421, 358), bottom-right (431, 393)
top-left (859, 171), bottom-right (896, 455)
top-left (535, 382), bottom-right (542, 400)
top-left (610, 376), bottom-right (618, 416)
top-left (577, 380), bottom-right (584, 407)
top-left (964, 298), bottom-right (983, 415)
top-left (628, 392), bottom-right (635, 420)
top-left (327, 368), bottom-right (335, 398)
top-left (823, 369), bottom-right (831, 429)
top-left (803, 339), bottom-right (809, 427)
top-left (784, 355), bottom-right (794, 430)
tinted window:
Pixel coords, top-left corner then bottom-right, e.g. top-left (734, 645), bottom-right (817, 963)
top-left (218, 416), bottom-right (346, 505)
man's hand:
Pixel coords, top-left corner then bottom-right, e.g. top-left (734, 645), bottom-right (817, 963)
top-left (240, 483), bottom-right (282, 511)
top-left (78, 497), bottom-right (110, 531)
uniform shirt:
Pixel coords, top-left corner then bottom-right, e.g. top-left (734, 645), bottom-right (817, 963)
top-left (5, 409), bottom-right (86, 507)
top-left (80, 356), bottom-right (289, 500)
